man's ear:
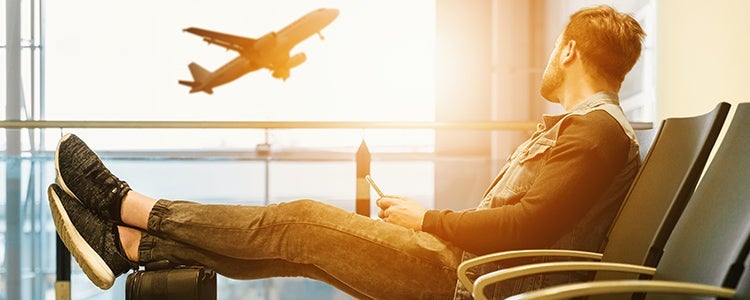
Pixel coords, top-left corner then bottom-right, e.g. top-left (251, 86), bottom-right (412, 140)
top-left (560, 40), bottom-right (577, 65)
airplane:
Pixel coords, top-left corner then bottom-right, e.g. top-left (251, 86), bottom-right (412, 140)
top-left (178, 8), bottom-right (339, 94)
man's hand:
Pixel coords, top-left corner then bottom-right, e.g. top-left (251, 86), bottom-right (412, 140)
top-left (376, 195), bottom-right (427, 231)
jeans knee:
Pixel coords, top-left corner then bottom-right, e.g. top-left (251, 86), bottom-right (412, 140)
top-left (277, 199), bottom-right (321, 215)
top-left (284, 199), bottom-right (320, 210)
top-left (276, 199), bottom-right (346, 221)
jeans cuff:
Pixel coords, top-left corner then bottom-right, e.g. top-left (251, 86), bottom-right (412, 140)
top-left (137, 231), bottom-right (158, 264)
top-left (147, 199), bottom-right (171, 234)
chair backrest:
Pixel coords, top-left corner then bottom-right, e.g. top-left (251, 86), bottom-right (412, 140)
top-left (594, 102), bottom-right (730, 280)
top-left (647, 103), bottom-right (750, 299)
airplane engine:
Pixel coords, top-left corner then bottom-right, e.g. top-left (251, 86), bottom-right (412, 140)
top-left (287, 53), bottom-right (307, 69)
top-left (254, 32), bottom-right (277, 50)
top-left (272, 68), bottom-right (290, 80)
top-left (271, 53), bottom-right (307, 81)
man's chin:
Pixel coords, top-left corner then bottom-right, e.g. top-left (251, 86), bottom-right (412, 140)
top-left (539, 88), bottom-right (559, 103)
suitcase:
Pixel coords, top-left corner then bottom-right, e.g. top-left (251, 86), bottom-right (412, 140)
top-left (126, 261), bottom-right (217, 300)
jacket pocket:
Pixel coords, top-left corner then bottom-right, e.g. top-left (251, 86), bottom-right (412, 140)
top-left (518, 138), bottom-right (555, 164)
top-left (483, 137), bottom-right (556, 206)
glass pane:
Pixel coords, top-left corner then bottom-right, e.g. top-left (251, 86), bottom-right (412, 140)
top-left (0, 1), bottom-right (6, 45)
top-left (41, 129), bottom-right (268, 152)
top-left (269, 161), bottom-right (356, 209)
top-left (44, 0), bottom-right (436, 150)
top-left (6, 0), bottom-right (443, 298)
top-left (107, 159), bottom-right (267, 204)
top-left (1, 49), bottom-right (6, 120)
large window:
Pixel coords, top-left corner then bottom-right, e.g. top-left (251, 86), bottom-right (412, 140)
top-left (4, 1), bottom-right (438, 299)
top-left (43, 0), bottom-right (436, 152)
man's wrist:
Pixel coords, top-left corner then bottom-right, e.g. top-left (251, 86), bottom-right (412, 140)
top-left (419, 210), bottom-right (436, 231)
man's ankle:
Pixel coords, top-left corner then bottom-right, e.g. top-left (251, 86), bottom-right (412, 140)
top-left (118, 225), bottom-right (141, 262)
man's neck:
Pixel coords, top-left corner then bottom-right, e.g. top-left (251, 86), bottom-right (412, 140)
top-left (559, 74), bottom-right (618, 111)
top-left (559, 87), bottom-right (598, 111)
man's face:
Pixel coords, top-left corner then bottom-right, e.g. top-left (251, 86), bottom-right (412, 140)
top-left (540, 34), bottom-right (565, 102)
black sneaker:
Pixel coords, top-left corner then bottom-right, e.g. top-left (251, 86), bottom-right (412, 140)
top-left (55, 133), bottom-right (131, 224)
top-left (48, 184), bottom-right (138, 289)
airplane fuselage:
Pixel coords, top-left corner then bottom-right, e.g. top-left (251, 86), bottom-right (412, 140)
top-left (206, 56), bottom-right (258, 89)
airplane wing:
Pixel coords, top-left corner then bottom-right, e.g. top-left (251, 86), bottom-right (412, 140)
top-left (183, 27), bottom-right (256, 52)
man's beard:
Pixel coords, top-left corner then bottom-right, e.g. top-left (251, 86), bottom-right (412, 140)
top-left (540, 58), bottom-right (564, 103)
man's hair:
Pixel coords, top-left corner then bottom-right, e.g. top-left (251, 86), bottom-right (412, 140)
top-left (563, 5), bottom-right (646, 86)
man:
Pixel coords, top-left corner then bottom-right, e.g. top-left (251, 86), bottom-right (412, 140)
top-left (49, 5), bottom-right (644, 299)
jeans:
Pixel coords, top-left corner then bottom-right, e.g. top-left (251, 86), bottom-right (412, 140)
top-left (136, 199), bottom-right (463, 299)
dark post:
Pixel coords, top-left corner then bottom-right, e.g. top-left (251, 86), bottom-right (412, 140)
top-left (355, 139), bottom-right (371, 216)
top-left (56, 235), bottom-right (71, 299)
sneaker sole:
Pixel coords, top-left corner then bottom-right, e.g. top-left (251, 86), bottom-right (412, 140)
top-left (48, 185), bottom-right (115, 290)
top-left (54, 133), bottom-right (82, 202)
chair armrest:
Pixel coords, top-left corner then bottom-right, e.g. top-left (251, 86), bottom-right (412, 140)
top-left (472, 262), bottom-right (656, 300)
top-left (457, 250), bottom-right (603, 291)
top-left (503, 280), bottom-right (735, 300)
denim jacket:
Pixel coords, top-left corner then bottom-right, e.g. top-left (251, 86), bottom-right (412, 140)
top-left (454, 91), bottom-right (641, 299)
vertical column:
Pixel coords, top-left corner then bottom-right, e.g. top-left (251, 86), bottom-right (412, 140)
top-left (435, 0), bottom-right (493, 210)
top-left (490, 0), bottom-right (544, 169)
top-left (6, 0), bottom-right (23, 299)
top-left (355, 139), bottom-right (371, 216)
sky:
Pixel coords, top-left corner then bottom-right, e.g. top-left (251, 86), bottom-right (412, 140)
top-left (36, 1), bottom-right (437, 151)
top-left (44, 1), bottom-right (435, 122)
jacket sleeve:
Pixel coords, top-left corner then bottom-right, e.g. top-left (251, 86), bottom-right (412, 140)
top-left (421, 111), bottom-right (631, 255)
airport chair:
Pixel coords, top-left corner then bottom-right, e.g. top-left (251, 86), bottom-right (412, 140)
top-left (473, 102), bottom-right (750, 300)
top-left (457, 102), bottom-right (731, 298)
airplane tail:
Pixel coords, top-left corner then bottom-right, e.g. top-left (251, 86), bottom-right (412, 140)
top-left (178, 62), bottom-right (213, 94)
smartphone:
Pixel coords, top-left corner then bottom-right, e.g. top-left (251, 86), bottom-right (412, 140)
top-left (365, 175), bottom-right (385, 198)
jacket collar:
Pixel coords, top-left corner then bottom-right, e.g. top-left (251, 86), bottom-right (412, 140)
top-left (541, 91), bottom-right (620, 129)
